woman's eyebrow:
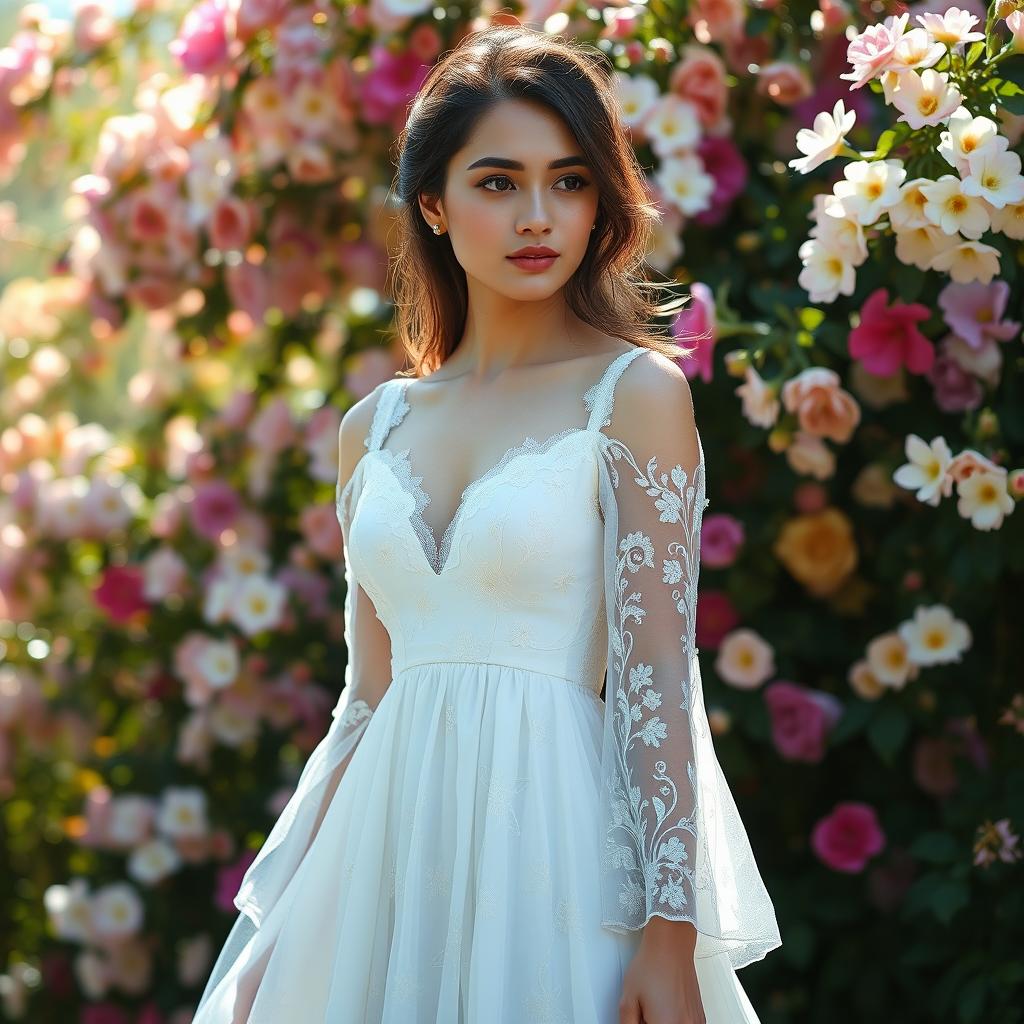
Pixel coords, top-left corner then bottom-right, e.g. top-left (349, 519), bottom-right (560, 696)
top-left (465, 155), bottom-right (589, 171)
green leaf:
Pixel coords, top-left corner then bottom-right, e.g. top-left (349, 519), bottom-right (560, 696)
top-left (798, 307), bottom-right (825, 331)
top-left (998, 55), bottom-right (1024, 90)
top-left (999, 90), bottom-right (1024, 115)
top-left (867, 705), bottom-right (910, 762)
top-left (909, 831), bottom-right (961, 864)
top-left (966, 41), bottom-right (985, 68)
top-left (889, 260), bottom-right (926, 302)
top-left (863, 128), bottom-right (898, 160)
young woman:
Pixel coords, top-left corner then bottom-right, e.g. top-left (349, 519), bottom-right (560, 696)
top-left (195, 24), bottom-right (781, 1024)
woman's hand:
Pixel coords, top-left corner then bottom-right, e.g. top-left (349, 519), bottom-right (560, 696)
top-left (618, 917), bottom-right (706, 1024)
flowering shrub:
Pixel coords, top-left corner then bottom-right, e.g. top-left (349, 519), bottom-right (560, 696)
top-left (1, 1), bottom-right (1022, 1022)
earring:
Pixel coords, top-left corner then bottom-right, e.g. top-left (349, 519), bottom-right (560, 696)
top-left (432, 223), bottom-right (442, 235)
top-left (591, 224), bottom-right (596, 231)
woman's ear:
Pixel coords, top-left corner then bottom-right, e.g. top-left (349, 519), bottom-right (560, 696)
top-left (418, 192), bottom-right (445, 233)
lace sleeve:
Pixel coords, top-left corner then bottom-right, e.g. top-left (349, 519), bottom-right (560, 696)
top-left (232, 469), bottom-right (392, 929)
top-left (596, 358), bottom-right (781, 972)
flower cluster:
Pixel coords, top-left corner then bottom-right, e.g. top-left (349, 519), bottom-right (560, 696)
top-left (792, 7), bottom-right (1024, 302)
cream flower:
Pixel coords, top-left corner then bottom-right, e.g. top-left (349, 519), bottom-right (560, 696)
top-left (814, 195), bottom-right (869, 263)
top-left (915, 7), bottom-right (985, 47)
top-left (735, 365), bottom-right (780, 429)
top-left (888, 177), bottom-right (934, 230)
top-left (962, 135), bottom-right (1024, 208)
top-left (894, 223), bottom-right (960, 270)
top-left (920, 174), bottom-right (991, 238)
top-left (44, 879), bottom-right (93, 943)
top-left (937, 106), bottom-right (999, 175)
top-left (195, 638), bottom-right (239, 689)
top-left (91, 882), bottom-right (145, 941)
top-left (847, 659), bottom-right (886, 701)
top-left (156, 786), bottom-right (209, 841)
top-left (866, 631), bottom-right (916, 689)
top-left (789, 99), bottom-right (856, 174)
top-left (898, 604), bottom-right (972, 666)
top-left (231, 573), bottom-right (287, 635)
top-left (645, 94), bottom-right (702, 156)
top-left (890, 69), bottom-right (962, 130)
top-left (798, 238), bottom-right (857, 303)
top-left (990, 200), bottom-right (1024, 238)
top-left (892, 433), bottom-right (953, 506)
top-left (715, 628), bottom-right (776, 690)
top-left (890, 27), bottom-right (946, 70)
top-left (831, 158), bottom-right (906, 225)
top-left (612, 71), bottom-right (661, 129)
top-left (956, 469), bottom-right (1016, 530)
top-left (929, 239), bottom-right (1002, 283)
top-left (128, 838), bottom-right (183, 886)
top-left (656, 152), bottom-right (716, 215)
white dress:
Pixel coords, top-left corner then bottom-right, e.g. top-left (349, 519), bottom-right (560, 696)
top-left (194, 347), bottom-right (781, 1023)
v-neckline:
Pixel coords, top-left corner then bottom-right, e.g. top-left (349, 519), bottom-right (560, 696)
top-left (377, 423), bottom-right (598, 576)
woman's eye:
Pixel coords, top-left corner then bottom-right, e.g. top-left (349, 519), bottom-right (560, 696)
top-left (479, 174), bottom-right (589, 192)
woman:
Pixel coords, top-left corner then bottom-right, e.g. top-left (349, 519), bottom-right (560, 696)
top-left (195, 24), bottom-right (781, 1024)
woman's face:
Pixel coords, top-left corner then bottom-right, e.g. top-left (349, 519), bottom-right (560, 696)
top-left (419, 99), bottom-right (600, 299)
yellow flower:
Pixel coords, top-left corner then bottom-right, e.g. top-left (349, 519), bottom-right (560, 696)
top-left (773, 507), bottom-right (858, 597)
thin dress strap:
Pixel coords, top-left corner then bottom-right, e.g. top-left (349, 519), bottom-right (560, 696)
top-left (583, 347), bottom-right (647, 433)
top-left (365, 379), bottom-right (411, 452)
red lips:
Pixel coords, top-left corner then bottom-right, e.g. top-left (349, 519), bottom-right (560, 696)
top-left (508, 245), bottom-right (559, 258)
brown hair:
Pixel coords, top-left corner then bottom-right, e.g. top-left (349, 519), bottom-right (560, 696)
top-left (386, 24), bottom-right (695, 379)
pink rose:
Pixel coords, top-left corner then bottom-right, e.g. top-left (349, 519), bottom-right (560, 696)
top-left (209, 196), bottom-right (257, 251)
top-left (695, 590), bottom-right (740, 649)
top-left (700, 513), bottom-right (744, 568)
top-left (811, 801), bottom-right (886, 872)
top-left (93, 565), bottom-right (148, 623)
top-left (692, 136), bottom-right (748, 227)
top-left (669, 45), bottom-right (729, 129)
top-left (912, 736), bottom-right (959, 797)
top-left (190, 479), bottom-right (242, 540)
top-left (926, 350), bottom-right (983, 413)
top-left (235, 0), bottom-right (290, 41)
top-left (687, 0), bottom-right (747, 43)
top-left (764, 681), bottom-right (843, 763)
top-left (781, 367), bottom-right (861, 443)
top-left (300, 503), bottom-right (344, 561)
top-left (840, 14), bottom-right (908, 89)
top-left (848, 288), bottom-right (935, 376)
top-left (169, 0), bottom-right (231, 76)
top-left (674, 281), bottom-right (717, 383)
top-left (757, 62), bottom-right (813, 105)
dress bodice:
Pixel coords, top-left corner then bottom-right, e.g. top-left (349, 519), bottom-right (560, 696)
top-left (336, 349), bottom-right (647, 695)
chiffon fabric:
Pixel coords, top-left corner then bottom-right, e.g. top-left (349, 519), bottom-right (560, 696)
top-left (194, 346), bottom-right (781, 1023)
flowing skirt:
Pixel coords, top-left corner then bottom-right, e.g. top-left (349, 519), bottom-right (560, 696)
top-left (193, 662), bottom-right (762, 1023)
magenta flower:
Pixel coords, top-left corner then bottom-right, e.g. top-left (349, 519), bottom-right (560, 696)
top-left (361, 45), bottom-right (432, 125)
top-left (169, 0), bottom-right (230, 76)
top-left (764, 681), bottom-right (843, 763)
top-left (216, 849), bottom-right (257, 913)
top-left (700, 513), bottom-right (745, 568)
top-left (93, 565), bottom-right (148, 623)
top-left (937, 280), bottom-right (1021, 350)
top-left (695, 590), bottom-right (740, 650)
top-left (692, 136), bottom-right (748, 226)
top-left (190, 480), bottom-right (242, 541)
top-left (848, 287), bottom-right (935, 376)
top-left (81, 1006), bottom-right (131, 1024)
top-left (926, 347), bottom-right (983, 413)
top-left (674, 281), bottom-right (717, 383)
top-left (811, 801), bottom-right (886, 873)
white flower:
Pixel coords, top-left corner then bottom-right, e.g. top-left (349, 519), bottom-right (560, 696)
top-left (196, 638), bottom-right (239, 689)
top-left (798, 238), bottom-right (857, 303)
top-left (612, 71), bottom-right (661, 129)
top-left (891, 27), bottom-right (946, 70)
top-left (813, 195), bottom-right (869, 263)
top-left (789, 99), bottom-right (856, 174)
top-left (715, 628), bottom-right (775, 690)
top-left (990, 200), bottom-right (1024, 239)
top-left (830, 158), bottom-right (906, 225)
top-left (892, 434), bottom-right (952, 506)
top-left (962, 135), bottom-right (1024, 208)
top-left (929, 239), bottom-right (1002, 283)
top-left (108, 794), bottom-right (156, 848)
top-left (91, 882), bottom-right (144, 941)
top-left (645, 94), bottom-right (701, 157)
top-left (209, 698), bottom-right (261, 747)
top-left (898, 605), bottom-right (972, 666)
top-left (44, 879), bottom-right (93, 943)
top-left (655, 153), bottom-right (715, 216)
top-left (156, 786), bottom-right (208, 841)
top-left (74, 949), bottom-right (111, 1000)
top-left (218, 543), bottom-right (271, 580)
top-left (891, 68), bottom-right (962, 130)
top-left (915, 7), bottom-right (985, 47)
top-left (128, 838), bottom-right (183, 886)
top-left (231, 573), bottom-right (288, 635)
top-left (735, 365), bottom-right (780, 429)
top-left (956, 469), bottom-right (1015, 530)
top-left (888, 177), bottom-right (934, 230)
top-left (866, 632), bottom-right (916, 689)
top-left (937, 107), bottom-right (999, 175)
top-left (919, 175), bottom-right (990, 238)
top-left (894, 223), bottom-right (958, 270)
top-left (84, 476), bottom-right (137, 535)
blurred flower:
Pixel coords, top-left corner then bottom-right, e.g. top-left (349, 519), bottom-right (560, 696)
top-left (866, 631), bottom-right (919, 690)
top-left (773, 507), bottom-right (858, 596)
top-left (848, 288), bottom-right (934, 376)
top-left (700, 513), bottom-right (744, 568)
top-left (93, 565), bottom-right (148, 623)
top-left (956, 468), bottom-right (1015, 529)
top-left (764, 680), bottom-right (843, 762)
top-left (898, 603), bottom-right (972, 665)
top-left (91, 882), bottom-right (144, 942)
top-left (811, 801), bottom-right (886, 872)
top-left (937, 280), bottom-right (1021, 349)
top-left (973, 817), bottom-right (1022, 867)
top-left (735, 365), bottom-right (780, 428)
top-left (781, 366), bottom-right (861, 443)
top-left (715, 628), bottom-right (776, 689)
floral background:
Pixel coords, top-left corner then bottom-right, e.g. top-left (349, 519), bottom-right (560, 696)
top-left (1, 0), bottom-right (1023, 1021)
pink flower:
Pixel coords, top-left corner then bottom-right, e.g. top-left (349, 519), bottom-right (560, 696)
top-left (840, 13), bottom-right (909, 89)
top-left (937, 280), bottom-right (1021, 350)
top-left (687, 0), bottom-right (747, 43)
top-left (695, 590), bottom-right (740, 649)
top-left (757, 62), bottom-right (813, 105)
top-left (190, 480), bottom-right (242, 541)
top-left (169, 0), bottom-right (231, 76)
top-left (781, 367), bottom-right (861, 443)
top-left (764, 681), bottom-right (843, 763)
top-left (700, 513), bottom-right (745, 568)
top-left (93, 565), bottom-right (148, 623)
top-left (674, 282), bottom-right (717, 383)
top-left (926, 349), bottom-right (983, 413)
top-left (299, 503), bottom-right (344, 561)
top-left (209, 196), bottom-right (257, 251)
top-left (360, 45), bottom-right (431, 126)
top-left (848, 288), bottom-right (935, 376)
top-left (235, 0), bottom-right (290, 41)
top-left (692, 136), bottom-right (749, 227)
top-left (811, 801), bottom-right (886, 872)
top-left (216, 849), bottom-right (257, 913)
top-left (668, 45), bottom-right (729, 129)
top-left (81, 1005), bottom-right (131, 1024)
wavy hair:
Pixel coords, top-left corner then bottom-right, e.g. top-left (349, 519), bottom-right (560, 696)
top-left (386, 24), bottom-right (694, 378)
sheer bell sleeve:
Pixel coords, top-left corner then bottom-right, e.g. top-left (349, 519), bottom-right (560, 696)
top-left (231, 463), bottom-right (392, 929)
top-left (596, 358), bottom-right (781, 972)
